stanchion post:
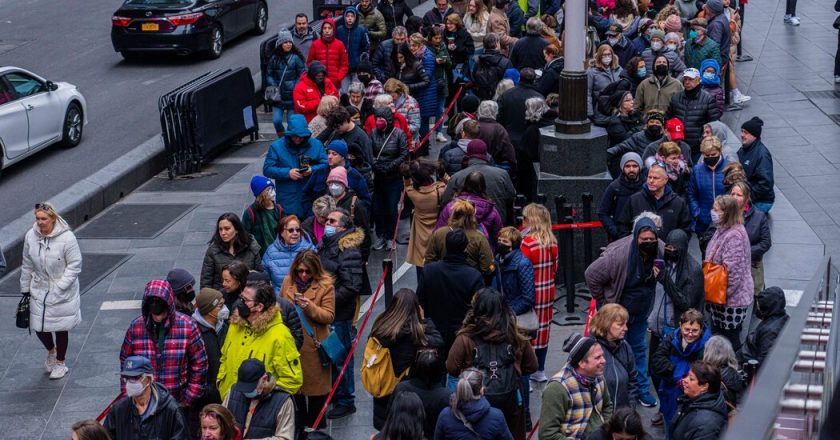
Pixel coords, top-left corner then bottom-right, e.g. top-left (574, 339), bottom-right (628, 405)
top-left (516, 216), bottom-right (524, 228)
top-left (536, 193), bottom-right (547, 205)
top-left (563, 213), bottom-right (576, 313)
top-left (554, 195), bottom-right (567, 224)
top-left (581, 193), bottom-right (594, 267)
top-left (515, 194), bottom-right (527, 208)
top-left (383, 259), bottom-right (394, 308)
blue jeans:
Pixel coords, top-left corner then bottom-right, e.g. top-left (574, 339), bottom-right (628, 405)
top-left (535, 347), bottom-right (548, 371)
top-left (272, 106), bottom-right (296, 133)
top-left (373, 177), bottom-right (403, 240)
top-left (436, 100), bottom-right (445, 134)
top-left (626, 313), bottom-right (652, 398)
top-left (331, 320), bottom-right (356, 408)
top-left (753, 201), bottom-right (773, 213)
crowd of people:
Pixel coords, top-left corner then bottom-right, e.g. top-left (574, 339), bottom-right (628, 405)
top-left (16, 0), bottom-right (803, 438)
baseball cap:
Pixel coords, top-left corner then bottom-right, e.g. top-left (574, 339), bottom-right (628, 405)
top-left (121, 356), bottom-right (153, 377)
top-left (233, 359), bottom-right (268, 398)
top-left (682, 68), bottom-right (701, 79)
top-left (606, 24), bottom-right (622, 36)
top-left (665, 118), bottom-right (685, 141)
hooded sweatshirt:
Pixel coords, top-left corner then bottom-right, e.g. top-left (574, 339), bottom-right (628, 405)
top-left (740, 286), bottom-right (788, 366)
top-left (434, 396), bottom-right (514, 439)
top-left (619, 218), bottom-right (659, 316)
top-left (336, 6), bottom-right (370, 70)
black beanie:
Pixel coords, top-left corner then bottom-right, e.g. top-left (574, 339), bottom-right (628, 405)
top-left (563, 333), bottom-right (597, 367)
top-left (741, 116), bottom-right (763, 138)
top-left (357, 54), bottom-right (373, 75)
top-left (445, 229), bottom-right (468, 255)
top-left (461, 95), bottom-right (480, 113)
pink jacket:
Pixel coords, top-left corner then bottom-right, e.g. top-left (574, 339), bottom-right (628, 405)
top-left (706, 224), bottom-right (754, 307)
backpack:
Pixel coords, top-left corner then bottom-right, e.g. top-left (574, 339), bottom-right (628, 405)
top-left (361, 337), bottom-right (410, 398)
top-left (471, 338), bottom-right (519, 408)
top-left (471, 58), bottom-right (504, 101)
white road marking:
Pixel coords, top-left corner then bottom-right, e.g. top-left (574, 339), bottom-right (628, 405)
top-left (358, 262), bottom-right (412, 317)
top-left (784, 289), bottom-right (804, 307)
top-left (100, 300), bottom-right (142, 310)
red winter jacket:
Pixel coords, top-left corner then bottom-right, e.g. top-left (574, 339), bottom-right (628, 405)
top-left (293, 73), bottom-right (339, 122)
top-left (306, 19), bottom-right (350, 87)
top-left (364, 111), bottom-right (413, 149)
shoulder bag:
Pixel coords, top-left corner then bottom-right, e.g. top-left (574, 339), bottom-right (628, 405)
top-left (16, 294), bottom-right (30, 330)
top-left (703, 243), bottom-right (728, 305)
top-left (295, 303), bottom-right (346, 367)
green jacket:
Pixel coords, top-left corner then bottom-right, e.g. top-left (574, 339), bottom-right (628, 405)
top-left (539, 375), bottom-right (613, 440)
top-left (358, 5), bottom-right (387, 47)
top-left (217, 305), bottom-right (303, 398)
top-left (685, 37), bottom-right (722, 70)
top-left (241, 202), bottom-right (280, 259)
top-left (429, 43), bottom-right (451, 97)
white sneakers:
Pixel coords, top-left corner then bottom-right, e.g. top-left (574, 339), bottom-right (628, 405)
top-left (436, 133), bottom-right (448, 143)
top-left (45, 351), bottom-right (57, 373)
top-left (784, 15), bottom-right (801, 26)
top-left (50, 363), bottom-right (69, 380)
top-left (732, 89), bottom-right (751, 104)
top-left (530, 370), bottom-right (548, 383)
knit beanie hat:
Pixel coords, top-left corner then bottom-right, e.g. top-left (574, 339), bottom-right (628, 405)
top-left (276, 30), bottom-right (293, 47)
top-left (327, 166), bottom-right (349, 186)
top-left (741, 116), bottom-right (764, 138)
top-left (649, 29), bottom-right (666, 42)
top-left (166, 268), bottom-right (195, 294)
top-left (504, 68), bottom-right (520, 86)
top-left (461, 95), bottom-right (480, 113)
top-left (357, 54), bottom-right (373, 75)
top-left (327, 139), bottom-right (348, 158)
top-left (195, 288), bottom-right (224, 315)
top-left (664, 15), bottom-right (682, 33)
top-left (563, 333), bottom-right (598, 367)
top-left (445, 228), bottom-right (469, 255)
top-left (706, 0), bottom-right (724, 14)
top-left (463, 139), bottom-right (489, 162)
top-left (620, 152), bottom-right (643, 170)
top-left (250, 175), bottom-right (274, 197)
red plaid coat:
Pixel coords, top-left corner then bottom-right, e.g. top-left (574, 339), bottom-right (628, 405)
top-left (521, 236), bottom-right (559, 349)
top-left (120, 280), bottom-right (208, 406)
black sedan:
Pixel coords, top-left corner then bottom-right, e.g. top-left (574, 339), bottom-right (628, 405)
top-left (111, 0), bottom-right (268, 59)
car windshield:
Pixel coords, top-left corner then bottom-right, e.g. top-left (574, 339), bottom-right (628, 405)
top-left (124, 0), bottom-right (193, 6)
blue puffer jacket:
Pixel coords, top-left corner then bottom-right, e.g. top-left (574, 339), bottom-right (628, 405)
top-left (687, 157), bottom-right (728, 234)
top-left (415, 47), bottom-right (439, 118)
top-left (266, 51), bottom-right (306, 109)
top-left (262, 235), bottom-right (316, 294)
top-left (263, 115), bottom-right (329, 218)
top-left (434, 396), bottom-right (514, 440)
top-left (336, 6), bottom-right (370, 71)
top-left (492, 249), bottom-right (536, 315)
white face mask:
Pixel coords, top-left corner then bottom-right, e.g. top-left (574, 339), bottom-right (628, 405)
top-left (126, 378), bottom-right (148, 397)
top-left (651, 41), bottom-right (663, 51)
top-left (666, 43), bottom-right (677, 51)
top-left (328, 183), bottom-right (345, 197)
top-left (217, 305), bottom-right (230, 321)
top-left (601, 55), bottom-right (613, 66)
top-left (608, 37), bottom-right (619, 45)
top-left (267, 188), bottom-right (276, 200)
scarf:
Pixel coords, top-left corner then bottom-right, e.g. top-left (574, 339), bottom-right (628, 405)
top-left (294, 276), bottom-right (310, 294)
top-left (555, 365), bottom-right (606, 440)
top-left (313, 220), bottom-right (325, 242)
top-left (655, 153), bottom-right (687, 182)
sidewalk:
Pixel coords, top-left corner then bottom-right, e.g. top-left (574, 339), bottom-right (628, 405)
top-left (0, 1), bottom-right (834, 437)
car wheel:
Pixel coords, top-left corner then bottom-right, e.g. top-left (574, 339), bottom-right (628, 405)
top-left (253, 2), bottom-right (268, 35)
top-left (206, 25), bottom-right (223, 59)
top-left (60, 103), bottom-right (83, 148)
top-left (120, 50), bottom-right (139, 61)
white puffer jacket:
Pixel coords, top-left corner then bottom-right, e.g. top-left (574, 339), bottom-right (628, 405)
top-left (20, 221), bottom-right (82, 332)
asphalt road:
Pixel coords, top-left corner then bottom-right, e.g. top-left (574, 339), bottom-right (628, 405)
top-left (0, 0), bottom-right (302, 226)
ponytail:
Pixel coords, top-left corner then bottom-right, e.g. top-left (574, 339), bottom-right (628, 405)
top-left (451, 368), bottom-right (484, 435)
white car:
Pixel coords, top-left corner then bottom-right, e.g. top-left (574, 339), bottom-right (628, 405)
top-left (0, 66), bottom-right (88, 176)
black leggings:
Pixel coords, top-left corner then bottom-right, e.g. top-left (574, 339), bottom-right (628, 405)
top-left (294, 394), bottom-right (327, 437)
top-left (785, 0), bottom-right (797, 16)
top-left (36, 331), bottom-right (69, 362)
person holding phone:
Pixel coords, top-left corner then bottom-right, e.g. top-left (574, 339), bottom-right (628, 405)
top-left (585, 212), bottom-right (665, 408)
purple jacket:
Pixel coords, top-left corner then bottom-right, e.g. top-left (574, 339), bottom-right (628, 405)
top-left (435, 192), bottom-right (503, 242)
top-left (705, 225), bottom-right (753, 307)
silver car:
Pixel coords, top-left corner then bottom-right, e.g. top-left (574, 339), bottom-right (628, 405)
top-left (0, 66), bottom-right (88, 176)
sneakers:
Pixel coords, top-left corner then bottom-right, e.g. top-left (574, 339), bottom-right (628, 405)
top-left (726, 103), bottom-right (743, 112)
top-left (372, 237), bottom-right (387, 251)
top-left (45, 351), bottom-right (57, 373)
top-left (49, 363), bottom-right (69, 380)
top-left (736, 54), bottom-right (754, 62)
top-left (638, 393), bottom-right (659, 407)
top-left (784, 14), bottom-right (801, 25)
top-left (530, 370), bottom-right (548, 383)
top-left (835, 75), bottom-right (840, 84)
top-left (732, 90), bottom-right (751, 104)
top-left (326, 405), bottom-right (356, 419)
top-left (435, 133), bottom-right (448, 143)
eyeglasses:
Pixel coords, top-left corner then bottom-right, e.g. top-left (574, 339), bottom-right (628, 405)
top-left (34, 202), bottom-right (49, 210)
top-left (296, 268), bottom-right (311, 274)
top-left (238, 295), bottom-right (256, 305)
top-left (285, 228), bottom-right (301, 233)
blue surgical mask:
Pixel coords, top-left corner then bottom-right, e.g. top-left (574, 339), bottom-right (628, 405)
top-left (689, 30), bottom-right (698, 39)
top-left (710, 210), bottom-right (721, 225)
top-left (324, 225), bottom-right (337, 237)
top-left (703, 72), bottom-right (715, 80)
top-left (637, 67), bottom-right (647, 77)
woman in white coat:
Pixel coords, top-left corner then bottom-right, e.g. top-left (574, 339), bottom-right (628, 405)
top-left (20, 202), bottom-right (82, 379)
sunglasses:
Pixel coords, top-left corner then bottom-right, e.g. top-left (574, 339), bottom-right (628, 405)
top-left (285, 228), bottom-right (301, 233)
top-left (34, 202), bottom-right (50, 210)
top-left (296, 268), bottom-right (311, 274)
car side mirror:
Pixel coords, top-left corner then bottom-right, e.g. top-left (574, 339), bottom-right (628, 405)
top-left (46, 81), bottom-right (58, 92)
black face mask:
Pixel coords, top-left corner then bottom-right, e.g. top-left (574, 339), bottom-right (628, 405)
top-left (639, 241), bottom-right (658, 258)
top-left (654, 65), bottom-right (669, 76)
top-left (147, 299), bottom-right (168, 316)
top-left (645, 125), bottom-right (662, 138)
top-left (357, 73), bottom-right (372, 85)
top-left (497, 243), bottom-right (512, 256)
top-left (178, 288), bottom-right (196, 303)
top-left (235, 299), bottom-right (252, 319)
top-left (664, 248), bottom-right (680, 263)
top-left (704, 156), bottom-right (720, 168)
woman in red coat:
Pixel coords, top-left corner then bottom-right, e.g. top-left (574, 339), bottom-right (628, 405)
top-left (306, 18), bottom-right (350, 88)
top-left (293, 61), bottom-right (339, 122)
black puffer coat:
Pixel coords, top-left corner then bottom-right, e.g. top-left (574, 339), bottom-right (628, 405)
top-left (370, 108), bottom-right (409, 180)
top-left (596, 337), bottom-right (638, 409)
top-left (739, 286), bottom-right (789, 367)
top-left (537, 57), bottom-right (564, 96)
top-left (104, 383), bottom-right (189, 440)
top-left (444, 26), bottom-right (475, 67)
top-left (606, 130), bottom-right (665, 178)
top-left (607, 112), bottom-right (644, 146)
top-left (394, 60), bottom-right (431, 96)
top-left (616, 185), bottom-right (693, 238)
top-left (668, 87), bottom-right (722, 152)
top-left (318, 227), bottom-right (364, 321)
top-left (378, 0), bottom-right (414, 36)
top-left (597, 174), bottom-right (643, 241)
top-left (670, 391), bottom-right (728, 440)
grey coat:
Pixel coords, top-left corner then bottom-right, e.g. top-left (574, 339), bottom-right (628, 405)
top-left (587, 66), bottom-right (624, 119)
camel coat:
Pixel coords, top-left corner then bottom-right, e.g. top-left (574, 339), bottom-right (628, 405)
top-left (405, 179), bottom-right (447, 267)
top-left (281, 278), bottom-right (335, 396)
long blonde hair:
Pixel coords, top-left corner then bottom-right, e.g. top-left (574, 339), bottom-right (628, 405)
top-left (523, 203), bottom-right (556, 246)
top-left (34, 202), bottom-right (69, 229)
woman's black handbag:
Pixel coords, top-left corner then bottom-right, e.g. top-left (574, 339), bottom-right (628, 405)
top-left (16, 294), bottom-right (30, 329)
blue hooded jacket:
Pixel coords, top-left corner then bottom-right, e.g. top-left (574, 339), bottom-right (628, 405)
top-left (336, 6), bottom-right (370, 71)
top-left (263, 115), bottom-right (328, 217)
top-left (658, 327), bottom-right (711, 422)
top-left (699, 58), bottom-right (721, 86)
top-left (687, 156), bottom-right (728, 234)
top-left (492, 249), bottom-right (536, 315)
